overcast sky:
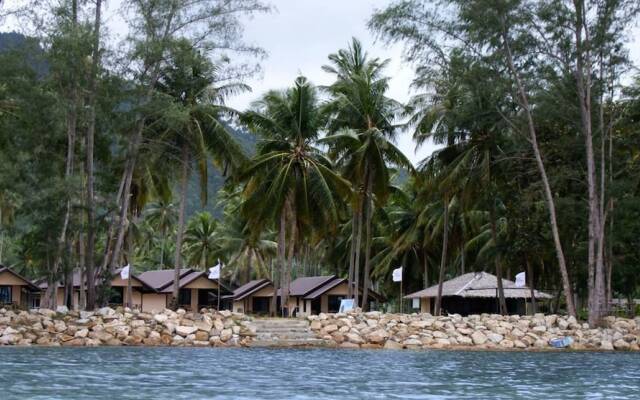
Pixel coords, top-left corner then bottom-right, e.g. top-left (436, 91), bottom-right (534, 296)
top-left (4, 0), bottom-right (640, 164)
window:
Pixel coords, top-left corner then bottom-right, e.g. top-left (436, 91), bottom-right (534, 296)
top-left (0, 286), bottom-right (12, 304)
top-left (178, 289), bottom-right (191, 306)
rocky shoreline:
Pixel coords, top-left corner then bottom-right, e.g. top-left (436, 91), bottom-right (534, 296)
top-left (309, 311), bottom-right (640, 351)
top-left (0, 307), bottom-right (638, 351)
top-left (0, 307), bottom-right (257, 347)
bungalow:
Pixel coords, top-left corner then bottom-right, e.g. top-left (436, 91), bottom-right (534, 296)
top-left (230, 275), bottom-right (383, 317)
top-left (230, 278), bottom-right (274, 315)
top-left (137, 268), bottom-right (232, 312)
top-left (37, 269), bottom-right (156, 311)
top-left (0, 265), bottom-right (40, 309)
top-left (286, 275), bottom-right (383, 316)
top-left (404, 271), bottom-right (552, 316)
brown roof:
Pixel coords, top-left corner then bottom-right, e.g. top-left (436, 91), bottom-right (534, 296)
top-left (404, 272), bottom-right (553, 300)
top-left (288, 276), bottom-right (336, 297)
top-left (233, 279), bottom-right (272, 300)
top-left (0, 265), bottom-right (40, 291)
top-left (138, 269), bottom-right (191, 291)
top-left (303, 278), bottom-right (385, 301)
top-left (38, 268), bottom-right (156, 292)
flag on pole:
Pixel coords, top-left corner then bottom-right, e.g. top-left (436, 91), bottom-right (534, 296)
top-left (515, 271), bottom-right (526, 287)
top-left (209, 260), bottom-right (221, 280)
top-left (392, 267), bottom-right (403, 282)
top-left (120, 264), bottom-right (130, 280)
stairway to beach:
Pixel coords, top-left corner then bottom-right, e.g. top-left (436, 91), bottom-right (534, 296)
top-left (248, 318), bottom-right (332, 348)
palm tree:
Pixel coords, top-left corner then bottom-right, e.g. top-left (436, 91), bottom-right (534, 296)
top-left (155, 40), bottom-right (249, 308)
top-left (241, 76), bottom-right (350, 316)
top-left (214, 189), bottom-right (277, 284)
top-left (144, 200), bottom-right (177, 268)
top-left (183, 212), bottom-right (219, 270)
top-left (321, 38), bottom-right (413, 310)
top-left (408, 52), bottom-right (511, 314)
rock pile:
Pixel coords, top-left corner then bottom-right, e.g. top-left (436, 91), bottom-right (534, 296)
top-left (309, 312), bottom-right (640, 351)
top-left (0, 307), bottom-right (256, 347)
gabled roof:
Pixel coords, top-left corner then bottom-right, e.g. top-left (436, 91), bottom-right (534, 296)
top-left (302, 277), bottom-right (385, 301)
top-left (37, 268), bottom-right (156, 292)
top-left (139, 268), bottom-right (232, 294)
top-left (232, 279), bottom-right (272, 300)
top-left (288, 275), bottom-right (336, 297)
top-left (138, 269), bottom-right (192, 292)
top-left (0, 265), bottom-right (40, 291)
top-left (404, 272), bottom-right (553, 300)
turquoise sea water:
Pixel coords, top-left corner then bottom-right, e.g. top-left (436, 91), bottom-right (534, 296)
top-left (0, 347), bottom-right (638, 399)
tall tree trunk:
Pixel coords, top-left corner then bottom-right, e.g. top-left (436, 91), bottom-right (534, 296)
top-left (245, 249), bottom-right (253, 284)
top-left (489, 205), bottom-right (507, 315)
top-left (285, 200), bottom-right (296, 317)
top-left (353, 199), bottom-right (364, 308)
top-left (434, 195), bottom-right (449, 316)
top-left (273, 208), bottom-right (286, 317)
top-left (362, 187), bottom-right (373, 311)
top-left (78, 232), bottom-right (86, 310)
top-left (527, 257), bottom-right (536, 315)
top-left (460, 245), bottom-right (465, 275)
top-left (347, 206), bottom-right (358, 299)
top-left (422, 248), bottom-right (429, 289)
top-left (573, 0), bottom-right (606, 326)
top-left (171, 145), bottom-right (189, 308)
top-left (84, 0), bottom-right (102, 311)
top-left (126, 220), bottom-right (134, 309)
top-left (500, 23), bottom-right (576, 317)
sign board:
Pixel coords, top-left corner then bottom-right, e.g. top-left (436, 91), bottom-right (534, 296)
top-left (412, 298), bottom-right (420, 309)
top-left (338, 299), bottom-right (354, 313)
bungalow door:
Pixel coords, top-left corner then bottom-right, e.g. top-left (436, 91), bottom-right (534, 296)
top-left (0, 285), bottom-right (11, 306)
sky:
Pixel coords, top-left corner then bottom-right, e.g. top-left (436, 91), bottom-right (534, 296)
top-left (3, 0), bottom-right (640, 164)
top-left (220, 0), bottom-right (434, 165)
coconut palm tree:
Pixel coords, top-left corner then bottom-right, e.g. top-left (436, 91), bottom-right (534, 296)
top-left (241, 76), bottom-right (351, 316)
top-left (155, 40), bottom-right (249, 308)
top-left (407, 52), bottom-right (512, 314)
top-left (183, 212), bottom-right (219, 270)
top-left (144, 200), bottom-right (177, 268)
top-left (321, 38), bottom-right (414, 309)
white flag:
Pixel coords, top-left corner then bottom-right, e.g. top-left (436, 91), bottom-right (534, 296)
top-left (515, 271), bottom-right (526, 287)
top-left (208, 261), bottom-right (221, 280)
top-left (120, 264), bottom-right (130, 280)
top-left (392, 267), bottom-right (403, 282)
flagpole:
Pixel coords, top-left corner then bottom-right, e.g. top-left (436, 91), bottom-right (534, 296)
top-left (217, 260), bottom-right (221, 311)
top-left (400, 270), bottom-right (403, 314)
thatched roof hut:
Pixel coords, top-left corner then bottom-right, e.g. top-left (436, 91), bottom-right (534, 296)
top-left (405, 272), bottom-right (552, 315)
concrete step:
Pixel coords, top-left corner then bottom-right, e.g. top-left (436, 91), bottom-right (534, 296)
top-left (256, 332), bottom-right (317, 340)
top-left (249, 338), bottom-right (334, 348)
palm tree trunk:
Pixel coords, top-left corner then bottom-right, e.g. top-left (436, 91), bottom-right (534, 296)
top-left (172, 144), bottom-right (190, 308)
top-left (160, 226), bottom-right (166, 268)
top-left (362, 179), bottom-right (373, 311)
top-left (489, 205), bottom-right (507, 315)
top-left (245, 249), bottom-right (252, 284)
top-left (274, 204), bottom-right (286, 317)
top-left (500, 26), bottom-right (576, 317)
top-left (434, 195), bottom-right (449, 316)
top-left (353, 199), bottom-right (364, 308)
top-left (423, 248), bottom-right (429, 288)
top-left (285, 203), bottom-right (296, 317)
top-left (347, 207), bottom-right (358, 299)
